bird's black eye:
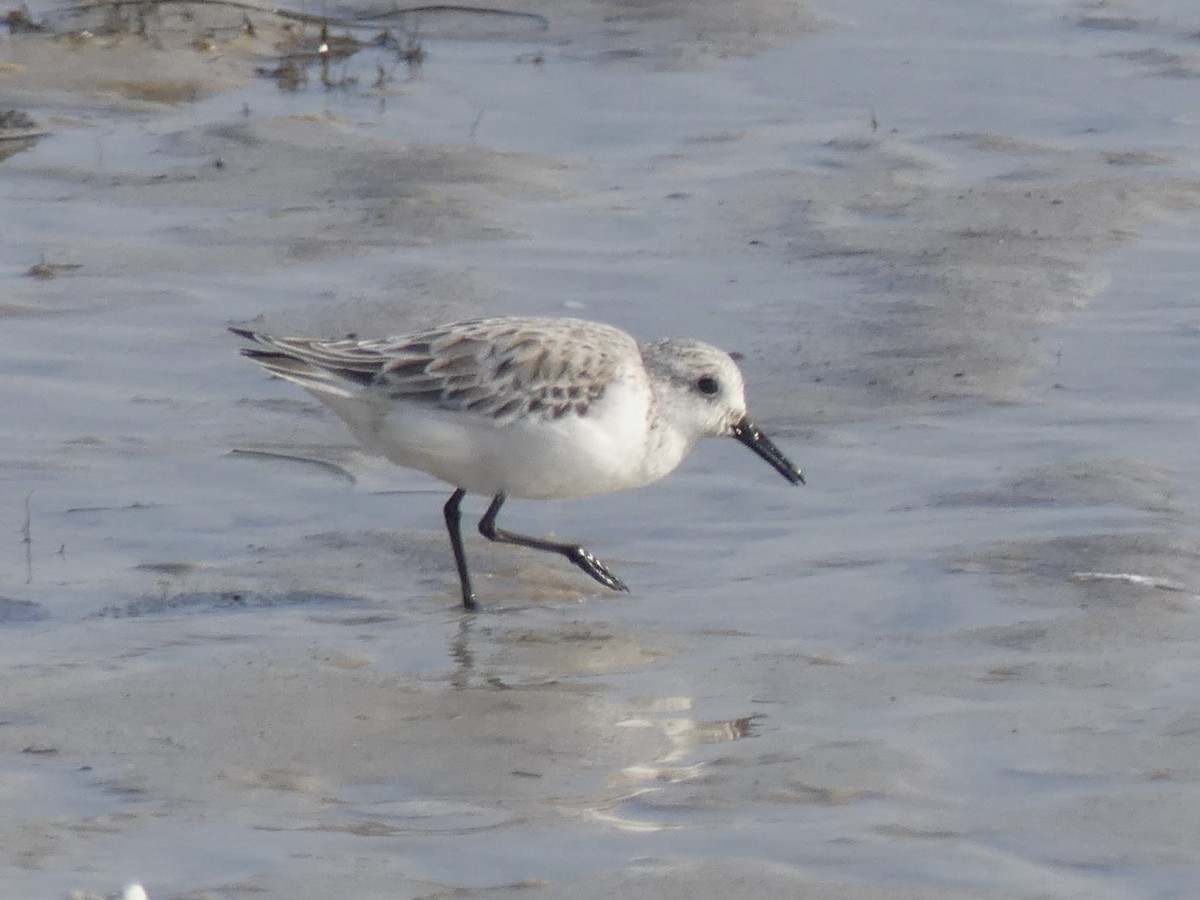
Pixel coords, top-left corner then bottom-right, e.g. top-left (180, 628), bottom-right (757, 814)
top-left (696, 376), bottom-right (720, 395)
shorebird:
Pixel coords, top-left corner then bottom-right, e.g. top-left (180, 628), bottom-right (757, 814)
top-left (232, 317), bottom-right (803, 608)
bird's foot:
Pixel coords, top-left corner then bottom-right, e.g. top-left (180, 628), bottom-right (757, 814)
top-left (568, 547), bottom-right (629, 593)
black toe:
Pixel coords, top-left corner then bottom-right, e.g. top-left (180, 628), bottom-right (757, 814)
top-left (570, 548), bottom-right (628, 593)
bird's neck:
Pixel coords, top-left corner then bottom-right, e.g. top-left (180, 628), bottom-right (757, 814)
top-left (641, 410), bottom-right (695, 484)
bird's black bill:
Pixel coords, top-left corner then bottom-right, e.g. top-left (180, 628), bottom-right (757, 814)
top-left (732, 416), bottom-right (805, 485)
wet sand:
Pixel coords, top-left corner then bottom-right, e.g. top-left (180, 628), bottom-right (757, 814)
top-left (3, 0), bottom-right (1200, 897)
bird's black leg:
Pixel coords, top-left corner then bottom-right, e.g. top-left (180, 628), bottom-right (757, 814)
top-left (443, 488), bottom-right (478, 610)
top-left (478, 493), bottom-right (629, 593)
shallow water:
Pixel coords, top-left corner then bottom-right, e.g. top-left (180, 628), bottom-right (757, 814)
top-left (3, 0), bottom-right (1200, 897)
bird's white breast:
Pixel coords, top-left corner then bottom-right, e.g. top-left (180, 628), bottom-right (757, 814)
top-left (349, 361), bottom-right (687, 499)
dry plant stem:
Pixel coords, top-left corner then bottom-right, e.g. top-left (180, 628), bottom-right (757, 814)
top-left (21, 493), bottom-right (32, 585)
top-left (67, 0), bottom-right (549, 30)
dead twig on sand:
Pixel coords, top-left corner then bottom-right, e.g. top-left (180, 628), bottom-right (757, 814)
top-left (21, 493), bottom-right (33, 584)
top-left (65, 0), bottom-right (548, 31)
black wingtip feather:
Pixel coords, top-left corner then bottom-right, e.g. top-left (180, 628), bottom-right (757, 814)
top-left (239, 347), bottom-right (285, 362)
top-left (333, 368), bottom-right (377, 386)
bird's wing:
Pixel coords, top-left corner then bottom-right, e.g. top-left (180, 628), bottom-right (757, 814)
top-left (232, 318), bottom-right (638, 424)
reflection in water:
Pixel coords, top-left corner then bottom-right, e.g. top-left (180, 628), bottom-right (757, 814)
top-left (442, 613), bottom-right (759, 832)
top-left (449, 613), bottom-right (475, 690)
top-left (617, 702), bottom-right (761, 777)
top-left (567, 699), bottom-right (762, 833)
top-left (445, 610), bottom-right (669, 688)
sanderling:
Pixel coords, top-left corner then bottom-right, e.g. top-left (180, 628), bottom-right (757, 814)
top-left (231, 316), bottom-right (803, 609)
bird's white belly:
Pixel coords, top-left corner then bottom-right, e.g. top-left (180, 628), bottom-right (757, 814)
top-left (346, 384), bottom-right (685, 500)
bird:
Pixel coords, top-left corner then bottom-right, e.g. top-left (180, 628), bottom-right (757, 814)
top-left (231, 316), bottom-right (804, 609)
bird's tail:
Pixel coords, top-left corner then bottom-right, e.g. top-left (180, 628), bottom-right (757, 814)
top-left (229, 327), bottom-right (376, 399)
